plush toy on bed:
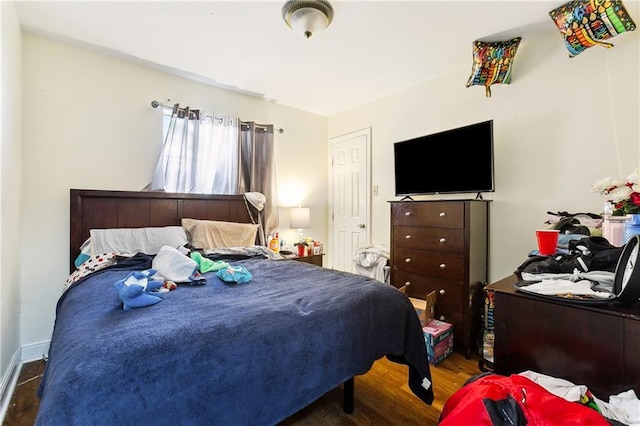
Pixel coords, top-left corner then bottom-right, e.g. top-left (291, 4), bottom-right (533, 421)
top-left (114, 268), bottom-right (165, 311)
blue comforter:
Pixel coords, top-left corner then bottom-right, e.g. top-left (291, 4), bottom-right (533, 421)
top-left (36, 253), bottom-right (433, 425)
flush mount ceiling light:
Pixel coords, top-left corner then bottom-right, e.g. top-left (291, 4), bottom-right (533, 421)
top-left (282, 0), bottom-right (334, 39)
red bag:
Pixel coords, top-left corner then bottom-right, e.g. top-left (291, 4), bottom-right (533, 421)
top-left (439, 373), bottom-right (610, 425)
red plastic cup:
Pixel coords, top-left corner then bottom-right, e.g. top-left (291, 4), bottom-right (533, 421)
top-left (536, 229), bottom-right (560, 256)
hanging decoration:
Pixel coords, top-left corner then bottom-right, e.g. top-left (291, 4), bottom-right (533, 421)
top-left (549, 0), bottom-right (636, 57)
top-left (466, 37), bottom-right (522, 98)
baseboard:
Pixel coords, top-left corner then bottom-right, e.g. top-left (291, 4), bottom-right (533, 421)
top-left (21, 340), bottom-right (50, 363)
top-left (0, 348), bottom-right (20, 424)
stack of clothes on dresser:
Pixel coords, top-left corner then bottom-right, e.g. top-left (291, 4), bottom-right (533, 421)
top-left (516, 235), bottom-right (623, 299)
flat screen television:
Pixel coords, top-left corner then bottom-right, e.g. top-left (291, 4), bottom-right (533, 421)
top-left (393, 120), bottom-right (494, 199)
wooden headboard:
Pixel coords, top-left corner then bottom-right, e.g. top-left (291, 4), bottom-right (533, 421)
top-left (70, 189), bottom-right (252, 272)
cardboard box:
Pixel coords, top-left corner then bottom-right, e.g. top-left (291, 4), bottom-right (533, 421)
top-left (427, 334), bottom-right (454, 365)
top-left (423, 319), bottom-right (453, 345)
top-left (423, 319), bottom-right (454, 365)
top-left (403, 289), bottom-right (454, 364)
top-left (408, 291), bottom-right (436, 327)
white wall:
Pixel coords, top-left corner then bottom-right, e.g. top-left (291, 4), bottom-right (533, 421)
top-left (16, 4), bottom-right (640, 354)
top-left (0, 0), bottom-right (23, 405)
top-left (329, 15), bottom-right (640, 284)
top-left (20, 34), bottom-right (328, 352)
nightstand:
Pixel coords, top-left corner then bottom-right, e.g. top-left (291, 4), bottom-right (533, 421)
top-left (291, 254), bottom-right (324, 267)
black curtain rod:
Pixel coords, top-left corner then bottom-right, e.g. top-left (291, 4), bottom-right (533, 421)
top-left (151, 100), bottom-right (284, 134)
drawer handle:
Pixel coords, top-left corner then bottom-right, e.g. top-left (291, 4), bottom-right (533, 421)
top-left (439, 212), bottom-right (446, 217)
top-left (405, 234), bottom-right (412, 239)
top-left (439, 237), bottom-right (446, 243)
top-left (405, 281), bottom-right (411, 287)
top-left (439, 263), bottom-right (446, 269)
top-left (405, 211), bottom-right (411, 217)
top-left (439, 289), bottom-right (445, 295)
top-left (405, 258), bottom-right (411, 263)
top-left (439, 315), bottom-right (446, 321)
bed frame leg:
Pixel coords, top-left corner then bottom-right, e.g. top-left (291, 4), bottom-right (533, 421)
top-left (343, 377), bottom-right (354, 414)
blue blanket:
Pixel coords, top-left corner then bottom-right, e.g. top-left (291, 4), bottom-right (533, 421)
top-left (37, 254), bottom-right (433, 425)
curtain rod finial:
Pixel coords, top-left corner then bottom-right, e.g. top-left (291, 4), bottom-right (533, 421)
top-left (151, 100), bottom-right (160, 108)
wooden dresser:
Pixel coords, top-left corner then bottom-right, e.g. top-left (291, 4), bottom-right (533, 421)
top-left (488, 275), bottom-right (640, 399)
top-left (389, 199), bottom-right (490, 356)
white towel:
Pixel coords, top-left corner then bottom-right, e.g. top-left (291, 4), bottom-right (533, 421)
top-left (522, 279), bottom-right (612, 299)
top-left (520, 270), bottom-right (615, 289)
top-left (519, 370), bottom-right (588, 402)
top-left (609, 390), bottom-right (640, 426)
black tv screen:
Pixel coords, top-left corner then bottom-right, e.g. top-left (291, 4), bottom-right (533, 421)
top-left (393, 120), bottom-right (494, 197)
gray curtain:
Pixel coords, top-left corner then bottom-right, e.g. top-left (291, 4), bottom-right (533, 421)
top-left (238, 122), bottom-right (279, 240)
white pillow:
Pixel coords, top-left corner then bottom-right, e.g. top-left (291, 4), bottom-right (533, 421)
top-left (181, 218), bottom-right (259, 249)
top-left (89, 226), bottom-right (188, 256)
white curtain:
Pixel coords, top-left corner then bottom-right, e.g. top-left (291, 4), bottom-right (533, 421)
top-left (151, 104), bottom-right (239, 194)
top-left (150, 104), bottom-right (279, 241)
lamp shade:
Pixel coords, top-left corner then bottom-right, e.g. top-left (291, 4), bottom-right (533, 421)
top-left (290, 207), bottom-right (310, 229)
top-left (282, 0), bottom-right (334, 39)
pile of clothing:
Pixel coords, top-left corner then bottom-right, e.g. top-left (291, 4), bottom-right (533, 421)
top-left (353, 244), bottom-right (390, 283)
top-left (515, 236), bottom-right (623, 299)
top-left (518, 236), bottom-right (623, 275)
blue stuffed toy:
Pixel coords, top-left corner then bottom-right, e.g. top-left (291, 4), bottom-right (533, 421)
top-left (114, 268), bottom-right (164, 311)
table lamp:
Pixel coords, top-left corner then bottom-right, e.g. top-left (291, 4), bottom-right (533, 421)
top-left (290, 207), bottom-right (310, 243)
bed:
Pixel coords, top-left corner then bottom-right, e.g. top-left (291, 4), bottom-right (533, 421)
top-left (35, 189), bottom-right (434, 425)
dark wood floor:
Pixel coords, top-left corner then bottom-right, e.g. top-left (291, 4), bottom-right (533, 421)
top-left (3, 360), bottom-right (44, 426)
top-left (3, 350), bottom-right (483, 425)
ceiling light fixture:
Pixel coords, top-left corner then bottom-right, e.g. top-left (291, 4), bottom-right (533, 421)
top-left (281, 0), bottom-right (334, 39)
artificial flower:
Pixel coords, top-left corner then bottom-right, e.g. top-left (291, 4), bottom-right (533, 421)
top-left (593, 169), bottom-right (640, 216)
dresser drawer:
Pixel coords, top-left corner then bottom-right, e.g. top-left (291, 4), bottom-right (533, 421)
top-left (395, 272), bottom-right (463, 333)
top-left (394, 271), bottom-right (462, 307)
top-left (392, 202), bottom-right (464, 228)
top-left (393, 247), bottom-right (464, 281)
top-left (393, 226), bottom-right (464, 254)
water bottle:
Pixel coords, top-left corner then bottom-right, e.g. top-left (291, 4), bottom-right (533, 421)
top-left (624, 215), bottom-right (640, 244)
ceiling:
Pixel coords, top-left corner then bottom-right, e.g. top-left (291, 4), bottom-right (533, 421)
top-left (14, 0), bottom-right (565, 117)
